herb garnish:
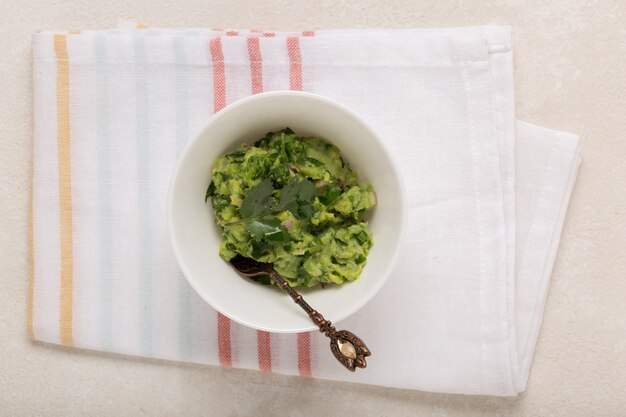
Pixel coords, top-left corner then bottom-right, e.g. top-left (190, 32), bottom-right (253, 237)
top-left (237, 178), bottom-right (315, 242)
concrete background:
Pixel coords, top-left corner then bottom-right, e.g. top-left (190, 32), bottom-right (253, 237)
top-left (1, 0), bottom-right (625, 415)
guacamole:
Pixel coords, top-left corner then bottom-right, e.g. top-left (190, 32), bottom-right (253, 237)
top-left (206, 128), bottom-right (376, 288)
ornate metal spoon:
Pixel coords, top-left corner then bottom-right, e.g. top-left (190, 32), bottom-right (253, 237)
top-left (229, 255), bottom-right (371, 372)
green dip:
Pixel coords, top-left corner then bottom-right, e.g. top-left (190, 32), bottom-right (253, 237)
top-left (206, 128), bottom-right (376, 288)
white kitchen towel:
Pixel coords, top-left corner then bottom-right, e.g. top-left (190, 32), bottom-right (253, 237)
top-left (30, 25), bottom-right (581, 396)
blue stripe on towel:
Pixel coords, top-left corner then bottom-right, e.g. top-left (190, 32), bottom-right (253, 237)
top-left (94, 34), bottom-right (113, 351)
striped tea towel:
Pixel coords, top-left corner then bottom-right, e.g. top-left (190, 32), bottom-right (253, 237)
top-left (30, 24), bottom-right (581, 396)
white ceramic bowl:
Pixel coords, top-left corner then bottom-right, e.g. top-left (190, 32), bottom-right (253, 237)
top-left (168, 91), bottom-right (406, 333)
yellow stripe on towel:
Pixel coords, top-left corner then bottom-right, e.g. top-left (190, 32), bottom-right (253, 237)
top-left (54, 34), bottom-right (74, 347)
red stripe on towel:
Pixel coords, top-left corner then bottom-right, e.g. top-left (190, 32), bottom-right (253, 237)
top-left (287, 37), bottom-right (302, 91)
top-left (217, 313), bottom-right (232, 367)
top-left (297, 333), bottom-right (312, 376)
top-left (210, 37), bottom-right (232, 367)
top-left (287, 33), bottom-right (314, 376)
top-left (209, 38), bottom-right (227, 114)
top-left (246, 35), bottom-right (273, 371)
top-left (257, 330), bottom-right (272, 372)
top-left (247, 37), bottom-right (263, 95)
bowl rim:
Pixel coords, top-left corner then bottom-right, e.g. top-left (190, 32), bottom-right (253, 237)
top-left (167, 90), bottom-right (408, 333)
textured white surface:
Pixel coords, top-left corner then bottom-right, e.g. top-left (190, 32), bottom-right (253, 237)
top-left (1, 0), bottom-right (625, 415)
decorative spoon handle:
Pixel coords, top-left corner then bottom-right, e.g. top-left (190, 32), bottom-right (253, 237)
top-left (269, 271), bottom-right (371, 371)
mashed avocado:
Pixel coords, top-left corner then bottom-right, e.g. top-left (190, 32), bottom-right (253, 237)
top-left (206, 128), bottom-right (376, 288)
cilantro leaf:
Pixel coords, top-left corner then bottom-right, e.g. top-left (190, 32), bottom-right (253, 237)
top-left (249, 274), bottom-right (273, 285)
top-left (205, 181), bottom-right (216, 202)
top-left (320, 184), bottom-right (341, 205)
top-left (306, 157), bottom-right (324, 167)
top-left (299, 203), bottom-right (314, 218)
top-left (225, 149), bottom-right (246, 162)
top-left (240, 179), bottom-right (276, 218)
top-left (239, 177), bottom-right (315, 222)
top-left (278, 178), bottom-right (315, 219)
top-left (246, 216), bottom-right (287, 242)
